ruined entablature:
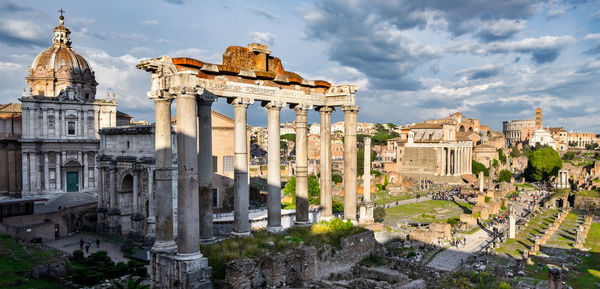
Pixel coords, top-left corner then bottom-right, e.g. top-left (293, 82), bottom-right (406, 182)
top-left (137, 44), bottom-right (358, 108)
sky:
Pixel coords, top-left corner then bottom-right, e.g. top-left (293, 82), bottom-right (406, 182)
top-left (0, 0), bottom-right (599, 132)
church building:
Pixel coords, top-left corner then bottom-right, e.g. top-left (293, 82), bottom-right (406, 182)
top-left (20, 14), bottom-right (117, 198)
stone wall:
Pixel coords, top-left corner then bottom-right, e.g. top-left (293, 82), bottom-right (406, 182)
top-left (574, 196), bottom-right (600, 209)
top-left (223, 230), bottom-right (382, 288)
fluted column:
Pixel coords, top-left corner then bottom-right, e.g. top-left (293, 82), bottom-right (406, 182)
top-left (294, 104), bottom-right (310, 225)
top-left (343, 105), bottom-right (359, 221)
top-left (109, 162), bottom-right (117, 209)
top-left (197, 93), bottom-right (216, 242)
top-left (55, 153), bottom-right (61, 191)
top-left (152, 97), bottom-right (176, 252)
top-left (175, 89), bottom-right (201, 255)
top-left (83, 152), bottom-right (89, 189)
top-left (440, 148), bottom-right (446, 176)
top-left (22, 153), bottom-right (29, 193)
top-left (266, 101), bottom-right (284, 232)
top-left (146, 167), bottom-right (155, 239)
top-left (43, 152), bottom-right (49, 191)
top-left (132, 165), bottom-right (139, 214)
top-left (233, 97), bottom-right (253, 235)
top-left (318, 106), bottom-right (333, 219)
top-left (363, 137), bottom-right (371, 203)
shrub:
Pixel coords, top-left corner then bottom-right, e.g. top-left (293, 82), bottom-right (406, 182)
top-left (374, 207), bottom-right (386, 222)
top-left (360, 254), bottom-right (386, 267)
top-left (332, 174), bottom-right (343, 184)
top-left (498, 169), bottom-right (512, 182)
top-left (472, 160), bottom-right (489, 177)
top-left (72, 250), bottom-right (84, 261)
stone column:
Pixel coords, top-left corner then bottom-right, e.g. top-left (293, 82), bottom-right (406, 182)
top-left (343, 105), bottom-right (359, 221)
top-left (233, 97), bottom-right (252, 235)
top-left (440, 148), bottom-right (446, 176)
top-left (107, 161), bottom-right (121, 235)
top-left (133, 165), bottom-right (139, 214)
top-left (55, 152), bottom-right (61, 191)
top-left (30, 153), bottom-right (38, 192)
top-left (43, 152), bottom-right (49, 191)
top-left (509, 207), bottom-right (516, 238)
top-left (454, 148), bottom-right (459, 176)
top-left (152, 97), bottom-right (176, 252)
top-left (294, 104), bottom-right (310, 225)
top-left (360, 137), bottom-right (374, 225)
top-left (146, 167), bottom-right (156, 241)
top-left (197, 93), bottom-right (216, 242)
top-left (318, 106), bottom-right (333, 219)
top-left (42, 108), bottom-right (47, 137)
top-left (175, 89), bottom-right (201, 255)
top-left (55, 110), bottom-right (60, 138)
top-left (83, 152), bottom-right (89, 189)
top-left (479, 171), bottom-right (484, 193)
top-left (22, 153), bottom-right (29, 193)
top-left (266, 101), bottom-right (284, 232)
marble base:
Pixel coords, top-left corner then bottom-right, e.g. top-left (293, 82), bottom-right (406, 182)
top-left (266, 225), bottom-right (284, 233)
top-left (151, 251), bottom-right (211, 289)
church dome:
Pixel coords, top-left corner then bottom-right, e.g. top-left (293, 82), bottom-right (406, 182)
top-left (26, 14), bottom-right (97, 99)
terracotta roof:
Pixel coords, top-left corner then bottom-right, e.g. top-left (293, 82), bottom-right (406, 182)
top-left (116, 110), bottom-right (132, 118)
top-left (0, 103), bottom-right (22, 113)
top-left (411, 123), bottom-right (443, 129)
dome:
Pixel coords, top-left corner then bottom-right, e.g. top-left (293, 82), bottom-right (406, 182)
top-left (31, 44), bottom-right (92, 75)
top-left (26, 15), bottom-right (97, 99)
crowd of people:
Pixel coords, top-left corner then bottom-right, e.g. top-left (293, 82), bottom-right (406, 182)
top-left (429, 186), bottom-right (477, 201)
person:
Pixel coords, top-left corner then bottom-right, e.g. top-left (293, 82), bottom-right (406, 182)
top-left (463, 237), bottom-right (466, 246)
top-left (87, 240), bottom-right (92, 249)
top-left (96, 238), bottom-right (100, 248)
top-left (85, 244), bottom-right (90, 253)
top-left (79, 238), bottom-right (84, 250)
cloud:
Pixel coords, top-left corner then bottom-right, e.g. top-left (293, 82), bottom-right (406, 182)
top-left (474, 19), bottom-right (525, 42)
top-left (0, 1), bottom-right (32, 13)
top-left (248, 31), bottom-right (276, 46)
top-left (456, 64), bottom-right (502, 80)
top-left (485, 35), bottom-right (575, 64)
top-left (141, 19), bottom-right (159, 26)
top-left (0, 19), bottom-right (47, 46)
top-left (547, 7), bottom-right (566, 19)
top-left (164, 0), bottom-right (184, 5)
top-left (245, 7), bottom-right (279, 21)
top-left (583, 33), bottom-right (600, 41)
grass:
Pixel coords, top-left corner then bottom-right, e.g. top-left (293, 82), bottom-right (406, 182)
top-left (383, 200), bottom-right (472, 226)
top-left (544, 211), bottom-right (579, 249)
top-left (0, 234), bottom-right (62, 288)
top-left (200, 218), bottom-right (366, 283)
top-left (515, 183), bottom-right (536, 189)
top-left (373, 190), bottom-right (417, 205)
top-left (576, 190), bottom-right (600, 198)
top-left (495, 209), bottom-right (559, 258)
top-left (569, 222), bottom-right (600, 289)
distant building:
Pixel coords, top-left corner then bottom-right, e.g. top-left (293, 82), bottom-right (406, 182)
top-left (502, 108), bottom-right (542, 147)
top-left (0, 103), bottom-right (22, 197)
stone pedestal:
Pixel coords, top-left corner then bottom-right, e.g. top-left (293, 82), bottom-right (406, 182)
top-left (107, 208), bottom-right (121, 236)
top-left (146, 216), bottom-right (156, 246)
top-left (130, 213), bottom-right (146, 242)
top-left (359, 202), bottom-right (374, 225)
top-left (151, 252), bottom-right (212, 289)
top-left (96, 207), bottom-right (108, 233)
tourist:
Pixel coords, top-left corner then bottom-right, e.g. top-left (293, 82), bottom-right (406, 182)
top-left (85, 244), bottom-right (90, 253)
top-left (79, 238), bottom-right (84, 250)
top-left (96, 238), bottom-right (100, 248)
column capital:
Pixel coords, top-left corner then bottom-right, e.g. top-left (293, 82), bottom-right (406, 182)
top-left (197, 91), bottom-right (217, 104)
top-left (232, 97), bottom-right (254, 108)
top-left (341, 105), bottom-right (359, 113)
top-left (317, 106), bottom-right (334, 113)
top-left (151, 94), bottom-right (174, 104)
top-left (292, 103), bottom-right (312, 113)
top-left (169, 86), bottom-right (203, 100)
top-left (263, 100), bottom-right (286, 110)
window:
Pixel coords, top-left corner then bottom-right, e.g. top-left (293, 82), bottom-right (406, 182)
top-left (212, 156), bottom-right (218, 173)
top-left (68, 121), bottom-right (76, 135)
top-left (223, 155), bottom-right (234, 172)
top-left (212, 188), bottom-right (218, 207)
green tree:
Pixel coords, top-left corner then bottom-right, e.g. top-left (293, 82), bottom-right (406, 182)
top-left (111, 276), bottom-right (149, 289)
top-left (282, 175), bottom-right (321, 205)
top-left (492, 159), bottom-right (499, 169)
top-left (374, 207), bottom-right (386, 222)
top-left (280, 133), bottom-right (296, 142)
top-left (509, 147), bottom-right (521, 157)
top-left (357, 148), bottom-right (377, 176)
top-left (562, 151), bottom-right (575, 161)
top-left (498, 169), bottom-right (512, 182)
top-left (525, 147), bottom-right (562, 182)
top-left (332, 174), bottom-right (343, 184)
top-left (497, 149), bottom-right (506, 164)
top-left (472, 160), bottom-right (489, 177)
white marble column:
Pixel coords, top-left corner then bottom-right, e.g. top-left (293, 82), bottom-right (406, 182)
top-left (453, 148), bottom-right (459, 176)
top-left (197, 94), bottom-right (216, 242)
top-left (43, 152), bottom-right (49, 191)
top-left (441, 148), bottom-right (446, 176)
top-left (343, 105), bottom-right (359, 221)
top-left (266, 101), bottom-right (284, 232)
top-left (133, 165), bottom-right (139, 214)
top-left (364, 137), bottom-right (371, 203)
top-left (30, 153), bottom-right (39, 192)
top-left (83, 152), bottom-right (89, 189)
top-left (42, 108), bottom-right (48, 137)
top-left (147, 167), bottom-right (156, 238)
top-left (61, 152), bottom-right (67, 191)
top-left (233, 97), bottom-right (252, 235)
top-left (318, 106), bottom-right (333, 219)
top-left (22, 153), bottom-right (29, 193)
top-left (83, 110), bottom-right (88, 138)
top-left (294, 104), bottom-right (310, 225)
top-left (55, 110), bottom-right (60, 138)
top-left (109, 163), bottom-right (116, 209)
top-left (152, 97), bottom-right (176, 252)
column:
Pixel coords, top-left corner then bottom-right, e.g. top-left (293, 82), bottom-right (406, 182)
top-left (364, 137), bottom-right (371, 203)
top-left (133, 165), bottom-right (139, 214)
top-left (55, 110), bottom-right (60, 138)
top-left (22, 153), bottom-right (29, 193)
top-left (30, 153), bottom-right (38, 192)
top-left (294, 104), bottom-right (310, 225)
top-left (453, 148), bottom-right (458, 176)
top-left (83, 110), bottom-right (88, 138)
top-left (343, 105), bottom-right (359, 221)
top-left (440, 148), bottom-right (446, 176)
top-left (42, 152), bottom-right (49, 191)
top-left (318, 107), bottom-right (333, 219)
top-left (152, 97), bottom-right (176, 252)
top-left (109, 163), bottom-right (116, 209)
top-left (95, 166), bottom-right (102, 206)
top-left (197, 93), bottom-right (216, 241)
top-left (61, 152), bottom-right (66, 191)
top-left (42, 108), bottom-right (48, 137)
top-left (147, 167), bottom-right (155, 238)
top-left (266, 101), bottom-right (284, 232)
top-left (83, 152), bottom-right (89, 189)
top-left (233, 97), bottom-right (252, 235)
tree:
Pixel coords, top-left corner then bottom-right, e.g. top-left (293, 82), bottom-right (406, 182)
top-left (498, 169), bottom-right (512, 182)
top-left (280, 133), bottom-right (296, 142)
top-left (282, 175), bottom-right (321, 205)
top-left (492, 159), bottom-right (499, 169)
top-left (472, 160), bottom-right (489, 177)
top-left (510, 147), bottom-right (521, 158)
top-left (111, 276), bottom-right (149, 289)
top-left (332, 174), bottom-right (343, 184)
top-left (386, 123), bottom-right (398, 130)
top-left (374, 207), bottom-right (386, 222)
top-left (497, 149), bottom-right (506, 164)
top-left (525, 147), bottom-right (562, 182)
top-left (562, 152), bottom-right (575, 161)
top-left (357, 148), bottom-right (377, 176)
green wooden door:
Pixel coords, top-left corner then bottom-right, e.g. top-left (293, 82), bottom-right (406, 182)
top-left (66, 172), bottom-right (79, 192)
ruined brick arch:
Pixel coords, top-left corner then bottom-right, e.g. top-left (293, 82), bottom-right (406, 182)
top-left (468, 127), bottom-right (473, 132)
top-left (118, 169), bottom-right (134, 192)
top-left (459, 125), bottom-right (465, 132)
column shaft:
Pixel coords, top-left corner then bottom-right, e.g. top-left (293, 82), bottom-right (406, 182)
top-left (148, 168), bottom-right (154, 217)
top-left (176, 93), bottom-right (200, 255)
top-left (294, 105), bottom-right (309, 224)
top-left (152, 98), bottom-right (176, 251)
top-left (319, 107), bottom-right (333, 218)
top-left (233, 98), bottom-right (251, 234)
top-left (133, 167), bottom-right (139, 213)
top-left (343, 106), bottom-right (359, 221)
top-left (22, 153), bottom-right (29, 193)
top-left (364, 137), bottom-right (371, 202)
top-left (197, 97), bottom-right (215, 240)
top-left (43, 152), bottom-right (49, 191)
top-left (83, 152), bottom-right (89, 189)
top-left (109, 163), bottom-right (116, 208)
top-left (56, 153), bottom-right (61, 191)
top-left (266, 102), bottom-right (283, 232)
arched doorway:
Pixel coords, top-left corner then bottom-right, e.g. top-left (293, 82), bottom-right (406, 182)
top-left (63, 160), bottom-right (82, 192)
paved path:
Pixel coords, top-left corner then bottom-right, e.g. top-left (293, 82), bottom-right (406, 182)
top-left (426, 227), bottom-right (489, 271)
top-left (45, 232), bottom-right (129, 263)
top-left (380, 196), bottom-right (432, 208)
